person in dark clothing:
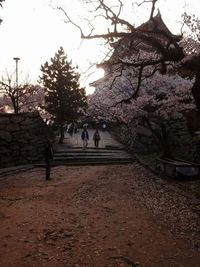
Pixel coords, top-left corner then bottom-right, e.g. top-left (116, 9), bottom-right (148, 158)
top-left (81, 127), bottom-right (89, 148)
top-left (93, 128), bottom-right (100, 148)
top-left (44, 141), bottom-right (53, 180)
top-left (68, 123), bottom-right (74, 137)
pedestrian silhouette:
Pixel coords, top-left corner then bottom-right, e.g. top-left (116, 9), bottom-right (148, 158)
top-left (81, 127), bottom-right (89, 148)
top-left (68, 123), bottom-right (73, 137)
top-left (93, 128), bottom-right (100, 148)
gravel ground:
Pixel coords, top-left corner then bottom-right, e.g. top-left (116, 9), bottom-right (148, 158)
top-left (124, 163), bottom-right (200, 248)
top-left (0, 163), bottom-right (199, 267)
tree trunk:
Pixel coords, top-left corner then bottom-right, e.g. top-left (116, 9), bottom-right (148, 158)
top-left (11, 95), bottom-right (18, 114)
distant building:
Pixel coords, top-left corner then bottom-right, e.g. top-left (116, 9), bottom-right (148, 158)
top-left (90, 12), bottom-right (182, 96)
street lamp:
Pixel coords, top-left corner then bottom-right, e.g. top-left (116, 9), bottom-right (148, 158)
top-left (13, 57), bottom-right (20, 113)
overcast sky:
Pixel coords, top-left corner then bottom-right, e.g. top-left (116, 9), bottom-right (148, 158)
top-left (0, 0), bottom-right (199, 94)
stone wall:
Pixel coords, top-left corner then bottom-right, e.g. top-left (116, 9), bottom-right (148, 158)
top-left (0, 112), bottom-right (53, 168)
top-left (113, 119), bottom-right (195, 160)
top-left (112, 121), bottom-right (158, 153)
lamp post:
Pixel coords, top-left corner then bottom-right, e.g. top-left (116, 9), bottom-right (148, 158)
top-left (13, 57), bottom-right (20, 113)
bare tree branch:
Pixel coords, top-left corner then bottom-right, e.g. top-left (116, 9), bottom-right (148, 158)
top-left (57, 6), bottom-right (86, 37)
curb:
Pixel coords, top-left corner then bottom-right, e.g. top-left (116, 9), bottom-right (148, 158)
top-left (0, 165), bottom-right (34, 177)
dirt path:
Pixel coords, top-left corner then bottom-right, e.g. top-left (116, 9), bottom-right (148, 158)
top-left (0, 164), bottom-right (199, 267)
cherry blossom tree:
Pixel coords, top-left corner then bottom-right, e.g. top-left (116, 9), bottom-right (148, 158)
top-left (55, 0), bottom-right (200, 111)
top-left (88, 72), bottom-right (195, 157)
top-left (182, 13), bottom-right (200, 43)
top-left (55, 0), bottom-right (200, 158)
top-left (177, 13), bottom-right (200, 108)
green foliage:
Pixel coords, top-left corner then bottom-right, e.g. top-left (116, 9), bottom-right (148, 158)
top-left (40, 47), bottom-right (87, 125)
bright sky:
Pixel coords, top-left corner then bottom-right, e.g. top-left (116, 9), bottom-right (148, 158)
top-left (0, 0), bottom-right (199, 94)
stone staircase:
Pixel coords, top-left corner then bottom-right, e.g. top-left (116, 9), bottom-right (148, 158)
top-left (51, 144), bottom-right (133, 166)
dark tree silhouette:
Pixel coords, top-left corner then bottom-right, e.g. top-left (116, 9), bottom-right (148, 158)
top-left (0, 0), bottom-right (5, 24)
top-left (40, 47), bottom-right (87, 143)
top-left (182, 14), bottom-right (200, 112)
top-left (57, 0), bottom-right (184, 98)
top-left (58, 0), bottom-right (200, 117)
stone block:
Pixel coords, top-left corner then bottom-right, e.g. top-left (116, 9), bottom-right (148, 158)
top-left (0, 131), bottom-right (12, 142)
top-left (0, 117), bottom-right (9, 124)
top-left (0, 112), bottom-right (52, 167)
top-left (6, 124), bottom-right (20, 132)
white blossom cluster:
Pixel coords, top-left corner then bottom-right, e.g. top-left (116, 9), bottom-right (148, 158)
top-left (88, 71), bottom-right (195, 125)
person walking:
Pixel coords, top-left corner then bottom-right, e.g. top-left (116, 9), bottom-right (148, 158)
top-left (81, 127), bottom-right (89, 148)
top-left (44, 140), bottom-right (54, 180)
top-left (68, 123), bottom-right (74, 137)
top-left (93, 128), bottom-right (100, 148)
top-left (102, 122), bottom-right (107, 131)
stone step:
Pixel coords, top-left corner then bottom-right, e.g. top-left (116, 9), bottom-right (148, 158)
top-left (54, 153), bottom-right (129, 157)
top-left (55, 149), bottom-right (125, 153)
top-left (53, 152), bottom-right (131, 157)
top-left (51, 146), bottom-right (133, 166)
top-left (53, 156), bottom-right (132, 161)
top-left (35, 159), bottom-right (132, 167)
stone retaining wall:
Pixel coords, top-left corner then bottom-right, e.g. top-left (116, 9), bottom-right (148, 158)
top-left (0, 112), bottom-right (52, 168)
top-left (113, 119), bottom-right (195, 160)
